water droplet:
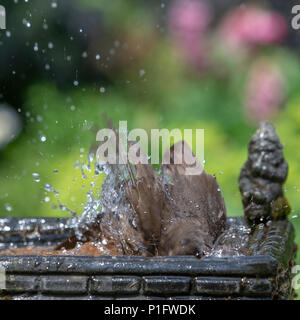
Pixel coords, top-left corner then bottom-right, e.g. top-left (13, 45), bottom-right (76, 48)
top-left (139, 69), bottom-right (146, 77)
top-left (33, 42), bottom-right (38, 52)
top-left (32, 173), bottom-right (40, 182)
top-left (5, 204), bottom-right (12, 212)
top-left (36, 115), bottom-right (43, 122)
top-left (22, 19), bottom-right (31, 28)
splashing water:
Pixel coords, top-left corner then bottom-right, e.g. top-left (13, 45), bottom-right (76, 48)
top-left (72, 158), bottom-right (147, 255)
top-left (209, 217), bottom-right (252, 257)
top-left (35, 149), bottom-right (256, 257)
top-left (68, 152), bottom-right (251, 257)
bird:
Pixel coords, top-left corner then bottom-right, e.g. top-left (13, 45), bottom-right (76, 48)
top-left (56, 138), bottom-right (227, 258)
top-left (125, 140), bottom-right (227, 257)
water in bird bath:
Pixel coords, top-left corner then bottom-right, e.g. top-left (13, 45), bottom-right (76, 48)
top-left (0, 121), bottom-right (293, 259)
top-left (0, 147), bottom-right (252, 258)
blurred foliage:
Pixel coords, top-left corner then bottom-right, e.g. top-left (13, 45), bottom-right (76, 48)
top-left (1, 57), bottom-right (300, 220)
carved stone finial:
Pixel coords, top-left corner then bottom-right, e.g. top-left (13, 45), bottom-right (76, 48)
top-left (239, 121), bottom-right (290, 222)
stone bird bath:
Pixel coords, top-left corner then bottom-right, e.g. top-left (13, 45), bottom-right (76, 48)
top-left (0, 121), bottom-right (296, 300)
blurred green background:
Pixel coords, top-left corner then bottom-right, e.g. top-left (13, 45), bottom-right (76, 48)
top-left (1, 0), bottom-right (300, 297)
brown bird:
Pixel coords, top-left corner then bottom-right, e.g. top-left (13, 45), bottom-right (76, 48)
top-left (125, 140), bottom-right (227, 257)
top-left (57, 138), bottom-right (227, 258)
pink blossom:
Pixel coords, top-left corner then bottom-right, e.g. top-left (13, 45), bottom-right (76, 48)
top-left (168, 0), bottom-right (212, 69)
top-left (219, 6), bottom-right (288, 48)
top-left (169, 0), bottom-right (211, 38)
top-left (245, 59), bottom-right (285, 123)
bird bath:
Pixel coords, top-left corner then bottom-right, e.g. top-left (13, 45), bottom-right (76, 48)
top-left (0, 216), bottom-right (296, 300)
top-left (0, 121), bottom-right (297, 300)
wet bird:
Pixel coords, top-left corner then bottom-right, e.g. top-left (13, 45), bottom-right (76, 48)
top-left (57, 139), bottom-right (227, 258)
top-left (125, 140), bottom-right (227, 257)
